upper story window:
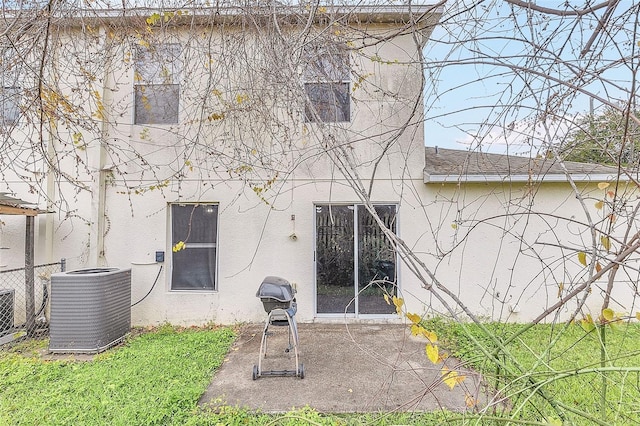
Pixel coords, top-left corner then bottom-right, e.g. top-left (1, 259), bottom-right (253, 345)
top-left (303, 46), bottom-right (350, 123)
top-left (134, 43), bottom-right (182, 125)
top-left (1, 47), bottom-right (20, 127)
top-left (0, 86), bottom-right (20, 127)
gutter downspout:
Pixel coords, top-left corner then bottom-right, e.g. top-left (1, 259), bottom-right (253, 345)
top-left (96, 26), bottom-right (111, 267)
top-left (45, 124), bottom-right (55, 264)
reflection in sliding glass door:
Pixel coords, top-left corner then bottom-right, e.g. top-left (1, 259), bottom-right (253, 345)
top-left (315, 204), bottom-right (397, 316)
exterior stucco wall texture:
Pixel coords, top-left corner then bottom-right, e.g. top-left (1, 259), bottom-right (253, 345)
top-left (413, 181), bottom-right (639, 323)
top-left (56, 177), bottom-right (635, 326)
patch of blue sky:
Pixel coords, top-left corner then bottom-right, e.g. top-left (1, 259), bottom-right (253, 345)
top-left (422, 0), bottom-right (639, 155)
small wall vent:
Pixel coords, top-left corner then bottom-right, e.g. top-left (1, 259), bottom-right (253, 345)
top-left (49, 268), bottom-right (131, 354)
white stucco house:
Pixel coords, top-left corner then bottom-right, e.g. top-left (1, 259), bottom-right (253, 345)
top-left (0, 2), bottom-right (633, 327)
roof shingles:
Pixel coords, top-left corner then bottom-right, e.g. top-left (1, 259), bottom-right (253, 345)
top-left (424, 147), bottom-right (621, 183)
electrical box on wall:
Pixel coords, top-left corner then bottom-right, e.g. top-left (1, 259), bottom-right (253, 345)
top-left (155, 251), bottom-right (165, 263)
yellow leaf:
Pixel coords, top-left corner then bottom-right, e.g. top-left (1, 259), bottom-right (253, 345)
top-left (595, 262), bottom-right (602, 273)
top-left (72, 132), bottom-right (83, 144)
top-left (426, 344), bottom-right (439, 364)
top-left (601, 236), bottom-right (611, 251)
top-left (422, 329), bottom-right (437, 343)
top-left (602, 308), bottom-right (614, 322)
top-left (636, 312), bottom-right (640, 321)
top-left (580, 314), bottom-right (595, 333)
top-left (441, 366), bottom-right (466, 390)
top-left (577, 251), bottom-right (587, 266)
top-left (451, 223), bottom-right (457, 230)
top-left (595, 200), bottom-right (604, 210)
top-left (392, 296), bottom-right (404, 315)
top-left (465, 393), bottom-right (478, 408)
top-left (410, 324), bottom-right (423, 336)
top-left (406, 313), bottom-right (421, 324)
top-left (172, 241), bottom-right (186, 252)
top-left (598, 182), bottom-right (610, 190)
top-left (383, 293), bottom-right (390, 305)
top-left (557, 282), bottom-right (563, 298)
top-left (146, 12), bottom-right (161, 25)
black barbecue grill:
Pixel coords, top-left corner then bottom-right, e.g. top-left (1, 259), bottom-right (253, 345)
top-left (257, 276), bottom-right (296, 315)
top-left (253, 276), bottom-right (304, 379)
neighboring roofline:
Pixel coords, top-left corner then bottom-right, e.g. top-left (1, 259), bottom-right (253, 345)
top-left (423, 147), bottom-right (626, 184)
top-left (424, 173), bottom-right (625, 184)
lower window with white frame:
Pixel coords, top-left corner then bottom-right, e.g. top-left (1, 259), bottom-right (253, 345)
top-left (170, 203), bottom-right (218, 291)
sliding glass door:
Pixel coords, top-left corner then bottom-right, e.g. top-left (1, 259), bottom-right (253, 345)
top-left (315, 204), bottom-right (397, 316)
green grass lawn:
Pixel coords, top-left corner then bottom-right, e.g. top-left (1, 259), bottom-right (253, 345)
top-left (1, 322), bottom-right (639, 425)
top-left (0, 325), bottom-right (235, 425)
top-left (427, 319), bottom-right (640, 425)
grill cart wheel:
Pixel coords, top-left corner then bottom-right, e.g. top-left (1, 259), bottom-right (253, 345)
top-left (298, 363), bottom-right (305, 379)
top-left (252, 364), bottom-right (259, 380)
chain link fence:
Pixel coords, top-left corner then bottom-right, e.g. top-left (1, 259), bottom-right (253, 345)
top-left (0, 259), bottom-right (65, 347)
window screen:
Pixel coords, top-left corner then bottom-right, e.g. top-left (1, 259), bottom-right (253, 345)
top-left (0, 86), bottom-right (20, 126)
top-left (303, 46), bottom-right (350, 123)
top-left (134, 43), bottom-right (181, 125)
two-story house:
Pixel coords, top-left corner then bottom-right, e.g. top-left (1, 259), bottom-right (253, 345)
top-left (1, 2), bottom-right (444, 325)
top-left (1, 2), bottom-right (630, 327)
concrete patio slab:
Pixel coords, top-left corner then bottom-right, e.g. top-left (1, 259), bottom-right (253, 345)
top-left (199, 322), bottom-right (490, 413)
